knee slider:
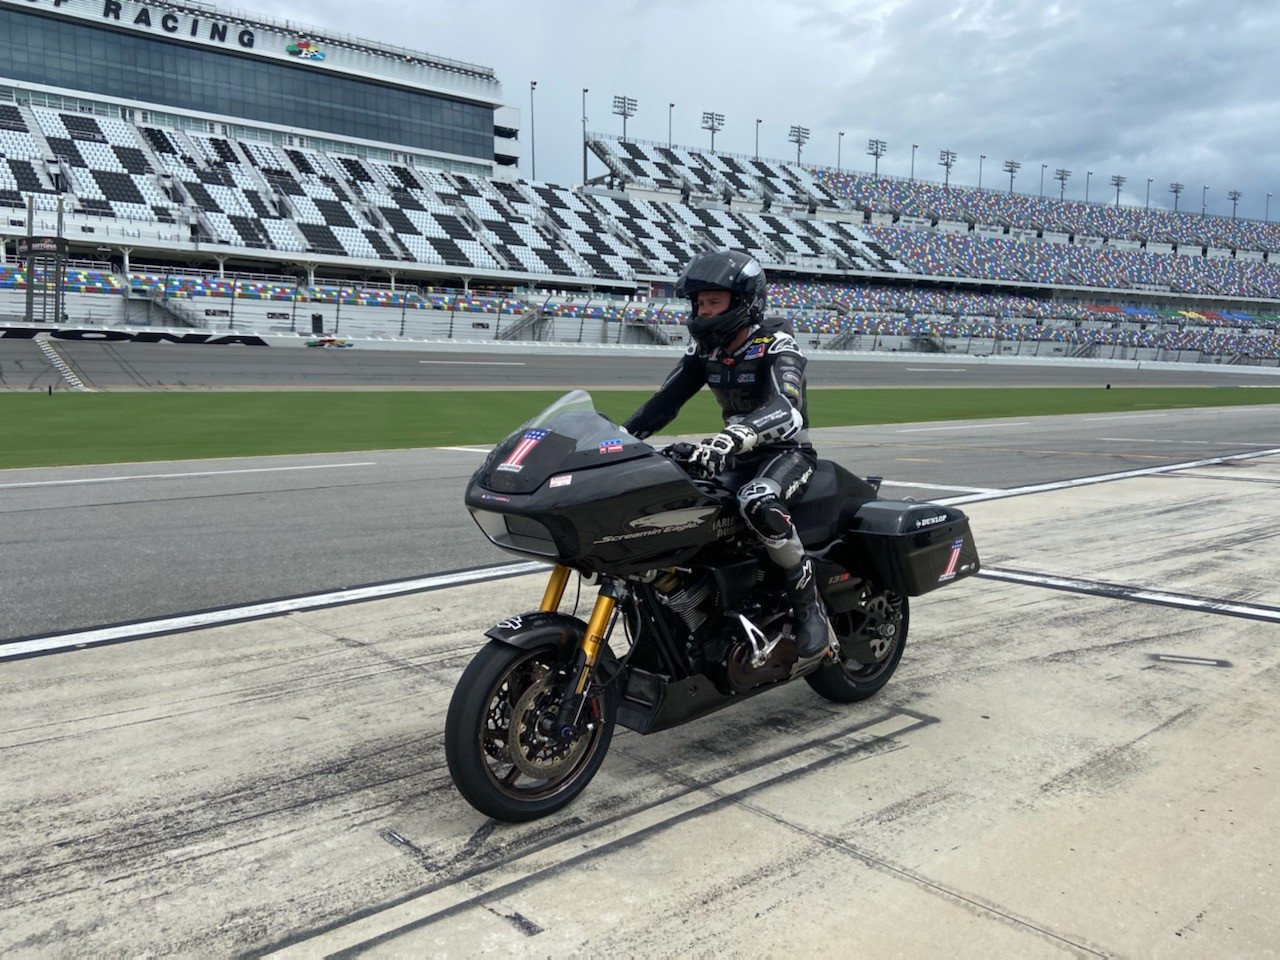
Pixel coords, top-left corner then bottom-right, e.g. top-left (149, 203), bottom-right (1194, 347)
top-left (738, 480), bottom-right (795, 541)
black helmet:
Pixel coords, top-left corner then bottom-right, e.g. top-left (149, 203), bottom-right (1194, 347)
top-left (676, 249), bottom-right (767, 348)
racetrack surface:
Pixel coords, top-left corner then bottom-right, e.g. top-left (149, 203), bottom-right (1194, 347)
top-left (2, 443), bottom-right (1277, 956)
top-left (2, 404), bottom-right (1277, 642)
top-left (4, 338), bottom-right (1280, 390)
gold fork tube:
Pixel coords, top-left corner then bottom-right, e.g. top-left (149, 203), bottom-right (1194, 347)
top-left (539, 564), bottom-right (571, 612)
top-left (574, 591), bottom-right (617, 693)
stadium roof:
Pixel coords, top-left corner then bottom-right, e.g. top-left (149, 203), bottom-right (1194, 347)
top-left (136, 0), bottom-right (497, 81)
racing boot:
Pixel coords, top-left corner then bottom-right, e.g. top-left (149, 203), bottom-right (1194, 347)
top-left (784, 557), bottom-right (832, 659)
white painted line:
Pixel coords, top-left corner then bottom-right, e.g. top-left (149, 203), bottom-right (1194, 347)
top-left (904, 367), bottom-right (968, 373)
top-left (0, 462), bottom-right (377, 490)
top-left (1152, 654), bottom-right (1227, 666)
top-left (418, 360), bottom-right (526, 366)
top-left (1082, 414), bottom-right (1168, 422)
top-left (881, 480), bottom-right (1001, 493)
top-left (13, 446), bottom-right (1278, 662)
top-left (897, 422), bottom-right (1030, 433)
top-left (1100, 437), bottom-right (1211, 445)
top-left (438, 446), bottom-right (492, 453)
top-left (978, 567), bottom-right (1280, 623)
top-left (0, 561), bottom-right (546, 661)
top-left (937, 446), bottom-right (1280, 506)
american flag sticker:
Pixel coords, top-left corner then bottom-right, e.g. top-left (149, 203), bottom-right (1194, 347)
top-left (495, 428), bottom-right (548, 473)
top-left (937, 538), bottom-right (966, 582)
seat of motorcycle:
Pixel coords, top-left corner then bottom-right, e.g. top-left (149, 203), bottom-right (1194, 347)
top-left (790, 460), bottom-right (880, 548)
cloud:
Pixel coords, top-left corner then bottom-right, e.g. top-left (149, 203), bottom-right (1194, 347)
top-left (257, 0), bottom-right (1280, 219)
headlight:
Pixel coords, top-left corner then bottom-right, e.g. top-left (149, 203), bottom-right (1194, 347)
top-left (470, 509), bottom-right (558, 557)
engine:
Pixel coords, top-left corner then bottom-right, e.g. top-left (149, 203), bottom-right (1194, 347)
top-left (649, 567), bottom-right (801, 695)
top-left (652, 570), bottom-right (713, 634)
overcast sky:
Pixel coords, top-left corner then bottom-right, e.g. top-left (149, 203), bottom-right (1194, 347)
top-left (255, 0), bottom-right (1280, 220)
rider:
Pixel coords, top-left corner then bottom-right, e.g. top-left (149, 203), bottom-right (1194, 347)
top-left (623, 249), bottom-right (831, 659)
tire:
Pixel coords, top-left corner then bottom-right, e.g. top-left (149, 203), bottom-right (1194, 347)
top-left (444, 640), bottom-right (618, 822)
top-left (806, 589), bottom-right (909, 703)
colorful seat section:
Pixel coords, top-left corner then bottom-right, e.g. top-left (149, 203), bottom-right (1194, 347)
top-left (2, 101), bottom-right (1280, 307)
top-left (816, 169), bottom-right (1280, 254)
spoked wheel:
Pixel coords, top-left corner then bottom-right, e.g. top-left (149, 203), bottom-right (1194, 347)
top-left (445, 641), bottom-right (618, 822)
top-left (806, 587), bottom-right (909, 703)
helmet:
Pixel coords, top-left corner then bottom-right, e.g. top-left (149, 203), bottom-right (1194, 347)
top-left (676, 249), bottom-right (767, 348)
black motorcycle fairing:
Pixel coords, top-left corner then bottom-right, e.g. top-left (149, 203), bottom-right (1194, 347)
top-left (467, 404), bottom-right (730, 574)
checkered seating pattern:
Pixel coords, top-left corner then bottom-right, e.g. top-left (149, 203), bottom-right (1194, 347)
top-left (31, 107), bottom-right (174, 222)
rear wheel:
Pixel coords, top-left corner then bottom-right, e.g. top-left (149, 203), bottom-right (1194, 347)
top-left (445, 641), bottom-right (618, 822)
top-left (805, 588), bottom-right (909, 703)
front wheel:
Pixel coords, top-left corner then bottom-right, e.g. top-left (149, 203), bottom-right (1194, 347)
top-left (444, 640), bottom-right (618, 822)
top-left (806, 588), bottom-right (909, 703)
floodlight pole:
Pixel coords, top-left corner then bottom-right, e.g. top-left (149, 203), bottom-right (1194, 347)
top-left (1169, 181), bottom-right (1184, 212)
top-left (787, 124), bottom-right (810, 165)
top-left (938, 149), bottom-right (956, 188)
top-left (910, 144), bottom-right (918, 181)
top-left (1110, 174), bottom-right (1126, 205)
top-left (866, 138), bottom-right (886, 178)
top-left (1228, 189), bottom-right (1241, 219)
top-left (529, 80), bottom-right (537, 180)
top-left (581, 87), bottom-right (588, 184)
top-left (1055, 168), bottom-right (1071, 201)
top-left (1003, 159), bottom-right (1020, 193)
top-left (612, 94), bottom-right (637, 143)
top-left (978, 154), bottom-right (985, 189)
top-left (1145, 177), bottom-right (1153, 209)
top-left (1039, 163), bottom-right (1046, 197)
top-left (755, 118), bottom-right (761, 159)
top-left (668, 102), bottom-right (675, 148)
top-left (701, 111), bottom-right (724, 152)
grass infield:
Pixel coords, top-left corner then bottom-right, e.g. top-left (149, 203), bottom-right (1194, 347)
top-left (2, 387), bottom-right (1278, 469)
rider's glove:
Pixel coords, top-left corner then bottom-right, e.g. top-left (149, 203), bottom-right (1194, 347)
top-left (686, 424), bottom-right (757, 479)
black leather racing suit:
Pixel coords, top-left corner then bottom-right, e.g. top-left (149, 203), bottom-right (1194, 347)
top-left (623, 319), bottom-right (816, 569)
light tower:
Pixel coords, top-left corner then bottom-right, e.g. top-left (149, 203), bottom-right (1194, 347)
top-left (788, 124), bottom-right (810, 164)
top-left (1054, 168), bottom-right (1071, 201)
top-left (611, 95), bottom-right (637, 143)
top-left (1169, 181), bottom-right (1184, 211)
top-left (1003, 159), bottom-right (1021, 193)
top-left (1109, 174), bottom-right (1126, 205)
top-left (701, 111), bottom-right (724, 152)
top-left (938, 149), bottom-right (957, 188)
top-left (866, 138), bottom-right (887, 177)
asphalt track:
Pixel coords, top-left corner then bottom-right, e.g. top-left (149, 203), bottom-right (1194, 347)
top-left (3, 337), bottom-right (1280, 389)
top-left (2, 353), bottom-right (1279, 956)
top-left (2, 405), bottom-right (1278, 642)
top-left (2, 434), bottom-right (1277, 956)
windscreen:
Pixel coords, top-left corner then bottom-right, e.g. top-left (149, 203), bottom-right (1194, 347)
top-left (511, 390), bottom-right (641, 454)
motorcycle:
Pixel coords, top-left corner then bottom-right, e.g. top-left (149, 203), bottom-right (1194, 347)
top-left (445, 391), bottom-right (980, 822)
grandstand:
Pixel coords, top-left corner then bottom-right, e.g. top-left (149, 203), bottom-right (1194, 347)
top-left (1, 0), bottom-right (1279, 365)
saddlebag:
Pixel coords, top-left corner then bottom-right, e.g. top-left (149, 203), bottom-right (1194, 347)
top-left (849, 500), bottom-right (980, 596)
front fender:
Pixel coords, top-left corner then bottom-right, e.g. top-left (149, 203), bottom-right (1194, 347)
top-left (484, 611), bottom-right (587, 654)
top-left (484, 611), bottom-right (622, 676)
